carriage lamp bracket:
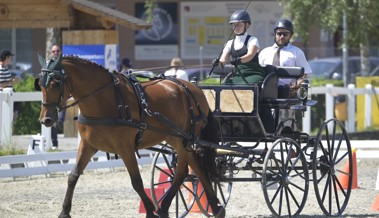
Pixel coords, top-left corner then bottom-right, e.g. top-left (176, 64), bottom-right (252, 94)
top-left (303, 138), bottom-right (316, 157)
top-left (296, 79), bottom-right (309, 100)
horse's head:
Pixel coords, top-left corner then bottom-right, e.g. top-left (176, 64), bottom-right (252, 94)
top-left (35, 54), bottom-right (68, 127)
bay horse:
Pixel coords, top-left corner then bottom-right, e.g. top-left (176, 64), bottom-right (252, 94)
top-left (35, 55), bottom-right (225, 218)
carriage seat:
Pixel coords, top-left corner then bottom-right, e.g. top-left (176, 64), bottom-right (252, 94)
top-left (260, 65), bottom-right (304, 101)
top-left (276, 66), bottom-right (305, 99)
top-left (260, 65), bottom-right (278, 101)
top-left (275, 66), bottom-right (305, 78)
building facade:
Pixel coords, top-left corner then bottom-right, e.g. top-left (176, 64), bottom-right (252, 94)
top-left (0, 0), bottom-right (337, 74)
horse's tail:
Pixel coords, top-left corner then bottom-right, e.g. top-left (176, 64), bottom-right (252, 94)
top-left (200, 110), bottom-right (219, 179)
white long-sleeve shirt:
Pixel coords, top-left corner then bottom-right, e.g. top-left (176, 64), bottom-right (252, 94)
top-left (259, 43), bottom-right (312, 86)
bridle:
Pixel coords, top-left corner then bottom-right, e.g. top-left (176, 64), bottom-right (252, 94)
top-left (37, 68), bottom-right (68, 112)
top-left (36, 68), bottom-right (118, 113)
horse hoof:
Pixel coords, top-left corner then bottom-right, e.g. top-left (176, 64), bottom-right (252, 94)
top-left (58, 213), bottom-right (71, 218)
top-left (156, 209), bottom-right (169, 218)
top-left (214, 206), bottom-right (226, 218)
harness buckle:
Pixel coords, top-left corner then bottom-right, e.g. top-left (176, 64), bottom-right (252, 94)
top-left (139, 122), bottom-right (147, 130)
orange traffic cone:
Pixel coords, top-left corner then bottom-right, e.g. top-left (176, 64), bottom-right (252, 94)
top-left (337, 147), bottom-right (358, 190)
top-left (188, 181), bottom-right (211, 213)
top-left (139, 187), bottom-right (164, 214)
top-left (187, 167), bottom-right (210, 213)
top-left (371, 194), bottom-right (379, 211)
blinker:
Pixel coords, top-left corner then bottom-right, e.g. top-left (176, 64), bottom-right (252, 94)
top-left (38, 69), bottom-right (64, 88)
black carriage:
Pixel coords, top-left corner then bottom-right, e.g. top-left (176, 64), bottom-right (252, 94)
top-left (149, 65), bottom-right (353, 218)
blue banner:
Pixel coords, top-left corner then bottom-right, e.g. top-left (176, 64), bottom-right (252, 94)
top-left (63, 44), bottom-right (118, 71)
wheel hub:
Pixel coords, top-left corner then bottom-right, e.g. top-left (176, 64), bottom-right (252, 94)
top-left (282, 173), bottom-right (290, 186)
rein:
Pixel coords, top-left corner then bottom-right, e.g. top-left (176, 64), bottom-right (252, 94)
top-left (60, 78), bottom-right (120, 111)
top-left (133, 64), bottom-right (212, 72)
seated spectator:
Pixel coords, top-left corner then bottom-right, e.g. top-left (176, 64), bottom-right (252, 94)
top-left (164, 57), bottom-right (188, 81)
top-left (118, 58), bottom-right (133, 72)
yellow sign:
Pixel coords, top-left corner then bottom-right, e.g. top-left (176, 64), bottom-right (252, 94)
top-left (356, 76), bottom-right (379, 130)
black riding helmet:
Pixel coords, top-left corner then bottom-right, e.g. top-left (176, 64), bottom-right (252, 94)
top-left (274, 19), bottom-right (294, 33)
top-left (229, 10), bottom-right (251, 25)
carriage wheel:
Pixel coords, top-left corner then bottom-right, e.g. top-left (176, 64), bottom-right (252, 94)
top-left (312, 118), bottom-right (352, 216)
top-left (194, 154), bottom-right (233, 217)
top-left (262, 138), bottom-right (309, 218)
top-left (150, 146), bottom-right (195, 218)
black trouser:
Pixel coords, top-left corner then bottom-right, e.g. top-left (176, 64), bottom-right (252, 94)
top-left (259, 106), bottom-right (275, 133)
top-left (51, 126), bottom-right (58, 147)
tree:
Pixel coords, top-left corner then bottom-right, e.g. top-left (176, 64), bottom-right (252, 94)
top-left (46, 28), bottom-right (61, 60)
top-left (280, 0), bottom-right (379, 77)
top-left (144, 0), bottom-right (156, 23)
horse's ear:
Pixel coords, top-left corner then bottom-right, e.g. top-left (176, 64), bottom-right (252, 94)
top-left (49, 54), bottom-right (63, 70)
top-left (56, 54), bottom-right (63, 69)
top-left (38, 53), bottom-right (46, 68)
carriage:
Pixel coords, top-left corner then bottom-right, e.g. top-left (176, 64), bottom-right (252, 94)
top-left (148, 65), bottom-right (353, 218)
top-left (36, 56), bottom-right (352, 218)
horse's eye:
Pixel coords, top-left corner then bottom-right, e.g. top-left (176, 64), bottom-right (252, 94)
top-left (51, 80), bottom-right (60, 88)
top-left (52, 74), bottom-right (62, 81)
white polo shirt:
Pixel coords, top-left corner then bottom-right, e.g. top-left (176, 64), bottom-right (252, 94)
top-left (259, 43), bottom-right (312, 85)
top-left (223, 32), bottom-right (260, 54)
top-left (164, 68), bottom-right (189, 81)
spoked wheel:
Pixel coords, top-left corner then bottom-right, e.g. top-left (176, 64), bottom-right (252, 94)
top-left (150, 146), bottom-right (196, 218)
top-left (193, 153), bottom-right (233, 217)
top-left (312, 118), bottom-right (352, 216)
top-left (262, 138), bottom-right (309, 218)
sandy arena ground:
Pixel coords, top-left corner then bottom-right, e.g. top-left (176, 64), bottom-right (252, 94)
top-left (1, 156), bottom-right (379, 218)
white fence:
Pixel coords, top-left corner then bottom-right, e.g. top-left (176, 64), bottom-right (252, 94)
top-left (303, 84), bottom-right (379, 133)
top-left (1, 83), bottom-right (378, 180)
top-left (1, 84), bottom-right (379, 145)
top-left (1, 139), bottom-right (377, 180)
top-left (0, 148), bottom-right (159, 180)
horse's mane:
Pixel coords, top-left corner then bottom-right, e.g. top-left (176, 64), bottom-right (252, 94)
top-left (62, 55), bottom-right (109, 72)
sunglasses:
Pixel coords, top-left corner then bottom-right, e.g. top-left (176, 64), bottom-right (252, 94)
top-left (276, 32), bottom-right (291, 37)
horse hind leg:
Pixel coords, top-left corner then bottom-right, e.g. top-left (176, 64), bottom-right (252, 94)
top-left (58, 142), bottom-right (98, 218)
top-left (157, 152), bottom-right (189, 218)
top-left (188, 152), bottom-right (226, 218)
top-left (120, 151), bottom-right (158, 218)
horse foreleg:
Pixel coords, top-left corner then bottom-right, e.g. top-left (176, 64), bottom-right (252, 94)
top-left (58, 142), bottom-right (97, 218)
top-left (58, 167), bottom-right (80, 218)
top-left (121, 153), bottom-right (158, 218)
top-left (157, 153), bottom-right (189, 218)
top-left (188, 154), bottom-right (226, 218)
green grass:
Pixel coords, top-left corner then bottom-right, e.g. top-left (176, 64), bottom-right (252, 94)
top-left (0, 141), bottom-right (25, 156)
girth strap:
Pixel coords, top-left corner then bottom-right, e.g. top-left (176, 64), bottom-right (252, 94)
top-left (124, 73), bottom-right (149, 151)
top-left (77, 114), bottom-right (191, 140)
top-left (77, 114), bottom-right (145, 128)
